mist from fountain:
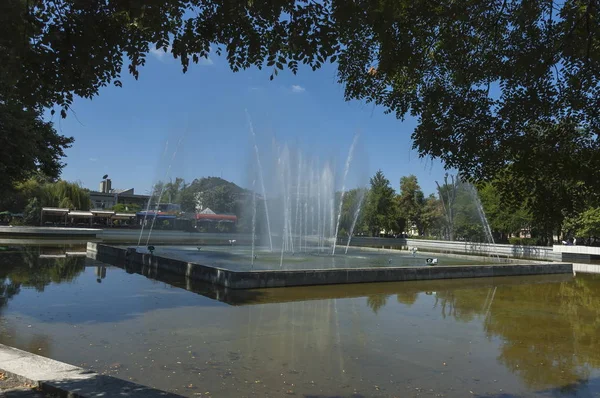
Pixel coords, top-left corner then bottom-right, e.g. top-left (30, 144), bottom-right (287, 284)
top-left (332, 132), bottom-right (359, 255)
top-left (249, 133), bottom-right (364, 261)
top-left (246, 111), bottom-right (274, 252)
top-left (145, 137), bottom-right (184, 246)
top-left (466, 183), bottom-right (496, 246)
top-left (345, 188), bottom-right (366, 254)
top-left (137, 140), bottom-right (171, 248)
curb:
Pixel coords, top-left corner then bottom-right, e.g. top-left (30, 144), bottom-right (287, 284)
top-left (0, 344), bottom-right (182, 397)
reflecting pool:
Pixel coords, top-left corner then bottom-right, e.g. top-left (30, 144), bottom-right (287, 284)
top-left (138, 244), bottom-right (485, 271)
top-left (1, 245), bottom-right (599, 397)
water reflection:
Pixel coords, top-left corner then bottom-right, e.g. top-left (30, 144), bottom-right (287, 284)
top-left (2, 246), bottom-right (600, 396)
top-left (366, 294), bottom-right (389, 314)
top-left (433, 276), bottom-right (600, 393)
top-left (0, 245), bottom-right (85, 299)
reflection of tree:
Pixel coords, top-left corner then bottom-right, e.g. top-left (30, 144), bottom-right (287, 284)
top-left (0, 279), bottom-right (20, 307)
top-left (435, 276), bottom-right (600, 391)
top-left (366, 294), bottom-right (389, 314)
top-left (396, 291), bottom-right (418, 306)
top-left (0, 246), bottom-right (86, 312)
top-left (433, 289), bottom-right (481, 322)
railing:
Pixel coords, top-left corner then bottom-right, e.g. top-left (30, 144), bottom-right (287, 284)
top-left (347, 237), bottom-right (557, 261)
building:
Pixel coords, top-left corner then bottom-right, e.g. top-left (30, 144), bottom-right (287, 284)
top-left (89, 178), bottom-right (150, 210)
top-left (195, 207), bottom-right (237, 232)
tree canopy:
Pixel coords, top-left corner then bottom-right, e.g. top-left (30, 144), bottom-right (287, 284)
top-left (0, 104), bottom-right (73, 192)
top-left (397, 175), bottom-right (425, 235)
top-left (3, 0), bottom-right (599, 192)
top-left (363, 170), bottom-right (396, 236)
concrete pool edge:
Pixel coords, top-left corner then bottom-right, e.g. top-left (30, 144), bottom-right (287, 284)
top-left (87, 242), bottom-right (574, 289)
top-left (0, 344), bottom-right (182, 397)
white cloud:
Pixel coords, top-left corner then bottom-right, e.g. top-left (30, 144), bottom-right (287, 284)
top-left (150, 45), bottom-right (214, 66)
top-left (198, 56), bottom-right (214, 66)
top-left (149, 45), bottom-right (171, 61)
top-left (291, 85), bottom-right (306, 93)
top-left (89, 158), bottom-right (98, 162)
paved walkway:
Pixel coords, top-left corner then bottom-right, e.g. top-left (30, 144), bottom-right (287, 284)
top-left (0, 373), bottom-right (54, 397)
top-left (0, 344), bottom-right (182, 398)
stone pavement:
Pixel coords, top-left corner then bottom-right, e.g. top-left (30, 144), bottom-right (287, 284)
top-left (0, 345), bottom-right (182, 398)
top-left (0, 373), bottom-right (54, 397)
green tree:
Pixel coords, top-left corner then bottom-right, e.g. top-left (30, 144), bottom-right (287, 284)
top-left (452, 181), bottom-right (485, 242)
top-left (0, 104), bottom-right (73, 192)
top-left (338, 188), bottom-right (368, 237)
top-left (164, 177), bottom-right (186, 204)
top-left (22, 197), bottom-right (41, 226)
top-left (363, 170), bottom-right (396, 236)
top-left (200, 185), bottom-right (237, 214)
top-left (3, 178), bottom-right (90, 225)
top-left (397, 175), bottom-right (425, 235)
top-left (436, 177), bottom-right (487, 242)
top-left (5, 0), bottom-right (599, 198)
top-left (111, 203), bottom-right (141, 213)
top-left (40, 180), bottom-right (90, 210)
top-left (571, 208), bottom-right (600, 244)
top-left (478, 183), bottom-right (531, 243)
top-left (436, 174), bottom-right (460, 240)
top-left (179, 177), bottom-right (249, 215)
top-left (421, 194), bottom-right (444, 238)
top-left (492, 160), bottom-right (592, 245)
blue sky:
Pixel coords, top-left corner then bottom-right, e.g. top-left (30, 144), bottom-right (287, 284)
top-left (53, 48), bottom-right (450, 196)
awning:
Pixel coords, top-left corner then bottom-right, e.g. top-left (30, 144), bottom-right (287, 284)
top-left (113, 213), bottom-right (137, 220)
top-left (41, 207), bottom-right (69, 215)
top-left (91, 210), bottom-right (115, 217)
top-left (68, 211), bottom-right (93, 218)
top-left (196, 214), bottom-right (237, 222)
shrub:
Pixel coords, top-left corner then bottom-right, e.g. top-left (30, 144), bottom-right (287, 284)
top-left (508, 237), bottom-right (538, 246)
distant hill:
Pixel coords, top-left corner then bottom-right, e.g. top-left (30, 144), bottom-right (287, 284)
top-left (179, 177), bottom-right (253, 214)
top-left (187, 177), bottom-right (249, 195)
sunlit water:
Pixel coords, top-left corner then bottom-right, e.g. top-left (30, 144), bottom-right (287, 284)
top-left (1, 245), bottom-right (599, 397)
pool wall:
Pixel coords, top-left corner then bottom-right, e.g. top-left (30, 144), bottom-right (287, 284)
top-left (87, 243), bottom-right (573, 289)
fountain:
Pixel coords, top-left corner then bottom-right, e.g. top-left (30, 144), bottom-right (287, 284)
top-left (466, 183), bottom-right (496, 246)
top-left (248, 134), bottom-right (362, 263)
top-left (247, 111), bottom-right (274, 252)
top-left (332, 132), bottom-right (360, 255)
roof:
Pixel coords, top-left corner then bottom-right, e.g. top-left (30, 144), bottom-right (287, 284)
top-left (89, 191), bottom-right (150, 199)
top-left (199, 208), bottom-right (216, 215)
top-left (196, 213), bottom-right (237, 222)
top-left (113, 213), bottom-right (137, 219)
top-left (91, 210), bottom-right (115, 216)
top-left (136, 211), bottom-right (177, 219)
top-left (68, 211), bottom-right (93, 217)
top-left (41, 207), bottom-right (70, 215)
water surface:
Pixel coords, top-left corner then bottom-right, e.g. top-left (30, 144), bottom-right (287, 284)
top-left (1, 245), bottom-right (599, 397)
top-left (141, 244), bottom-right (486, 271)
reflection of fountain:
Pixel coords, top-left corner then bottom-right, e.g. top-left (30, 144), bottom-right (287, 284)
top-left (251, 180), bottom-right (256, 269)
